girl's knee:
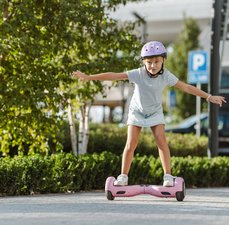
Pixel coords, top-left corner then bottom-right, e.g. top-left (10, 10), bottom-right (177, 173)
top-left (124, 142), bottom-right (137, 153)
top-left (155, 135), bottom-right (168, 148)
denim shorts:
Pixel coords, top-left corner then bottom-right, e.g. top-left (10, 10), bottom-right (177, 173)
top-left (126, 109), bottom-right (165, 127)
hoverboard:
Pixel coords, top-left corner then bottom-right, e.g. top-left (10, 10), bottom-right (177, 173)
top-left (105, 176), bottom-right (185, 201)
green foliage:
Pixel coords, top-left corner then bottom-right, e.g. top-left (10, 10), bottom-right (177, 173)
top-left (166, 17), bottom-right (208, 119)
top-left (54, 122), bottom-right (208, 156)
top-left (0, 152), bottom-right (229, 196)
top-left (0, 154), bottom-right (54, 195)
top-left (87, 123), bottom-right (127, 154)
top-left (84, 123), bottom-right (208, 156)
top-left (0, 0), bottom-right (141, 155)
top-left (0, 0), bottom-right (70, 154)
top-left (51, 153), bottom-right (82, 192)
top-left (166, 133), bottom-right (208, 157)
top-left (0, 152), bottom-right (122, 195)
top-left (171, 156), bottom-right (229, 187)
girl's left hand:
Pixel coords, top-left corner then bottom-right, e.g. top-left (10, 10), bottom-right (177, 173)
top-left (208, 95), bottom-right (227, 107)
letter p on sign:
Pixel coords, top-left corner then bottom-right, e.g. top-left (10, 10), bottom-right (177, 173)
top-left (193, 54), bottom-right (205, 71)
top-left (188, 50), bottom-right (208, 84)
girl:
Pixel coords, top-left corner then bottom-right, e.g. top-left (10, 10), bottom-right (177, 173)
top-left (72, 41), bottom-right (226, 187)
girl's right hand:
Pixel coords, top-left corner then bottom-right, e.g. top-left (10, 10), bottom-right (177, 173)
top-left (71, 70), bottom-right (90, 81)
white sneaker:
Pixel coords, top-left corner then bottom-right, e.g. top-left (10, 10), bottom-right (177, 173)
top-left (163, 174), bottom-right (174, 187)
top-left (114, 174), bottom-right (128, 186)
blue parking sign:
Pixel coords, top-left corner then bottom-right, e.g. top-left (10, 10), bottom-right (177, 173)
top-left (188, 51), bottom-right (208, 84)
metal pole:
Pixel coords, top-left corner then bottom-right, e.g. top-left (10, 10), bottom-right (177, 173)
top-left (196, 83), bottom-right (201, 137)
top-left (209, 0), bottom-right (223, 156)
top-left (132, 12), bottom-right (147, 43)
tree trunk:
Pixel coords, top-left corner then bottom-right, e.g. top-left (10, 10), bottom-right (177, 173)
top-left (78, 106), bottom-right (84, 154)
top-left (82, 102), bottom-right (91, 154)
top-left (3, 2), bottom-right (9, 21)
top-left (67, 99), bottom-right (77, 155)
top-left (122, 83), bottom-right (134, 123)
top-left (78, 102), bottom-right (91, 154)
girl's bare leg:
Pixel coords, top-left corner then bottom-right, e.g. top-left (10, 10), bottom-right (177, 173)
top-left (151, 124), bottom-right (171, 174)
top-left (121, 125), bottom-right (142, 175)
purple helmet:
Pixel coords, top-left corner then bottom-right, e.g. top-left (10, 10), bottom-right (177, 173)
top-left (141, 41), bottom-right (167, 58)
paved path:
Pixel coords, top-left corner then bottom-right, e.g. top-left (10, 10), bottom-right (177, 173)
top-left (0, 188), bottom-right (228, 225)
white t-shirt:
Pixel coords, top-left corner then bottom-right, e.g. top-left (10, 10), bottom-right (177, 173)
top-left (127, 67), bottom-right (179, 115)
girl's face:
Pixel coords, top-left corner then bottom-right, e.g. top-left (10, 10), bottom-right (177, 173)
top-left (143, 56), bottom-right (164, 75)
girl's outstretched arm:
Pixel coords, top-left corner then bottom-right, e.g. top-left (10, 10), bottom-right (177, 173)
top-left (72, 70), bottom-right (128, 81)
top-left (175, 80), bottom-right (227, 107)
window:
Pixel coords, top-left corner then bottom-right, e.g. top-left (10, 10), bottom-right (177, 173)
top-left (220, 66), bottom-right (229, 89)
top-left (224, 114), bottom-right (229, 129)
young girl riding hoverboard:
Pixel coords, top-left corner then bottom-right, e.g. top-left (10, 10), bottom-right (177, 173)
top-left (72, 41), bottom-right (226, 187)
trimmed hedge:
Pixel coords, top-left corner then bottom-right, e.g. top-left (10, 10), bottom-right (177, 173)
top-left (0, 152), bottom-right (229, 196)
top-left (7, 122), bottom-right (209, 157)
top-left (87, 123), bottom-right (208, 156)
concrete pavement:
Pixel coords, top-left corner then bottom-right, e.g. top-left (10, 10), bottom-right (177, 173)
top-left (0, 188), bottom-right (228, 225)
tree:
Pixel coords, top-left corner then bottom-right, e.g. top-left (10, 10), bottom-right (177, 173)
top-left (67, 1), bottom-right (142, 154)
top-left (166, 17), bottom-right (203, 119)
top-left (0, 0), bottom-right (141, 155)
top-left (0, 0), bottom-right (69, 155)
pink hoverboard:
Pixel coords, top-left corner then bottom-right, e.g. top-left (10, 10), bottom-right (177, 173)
top-left (105, 176), bottom-right (185, 201)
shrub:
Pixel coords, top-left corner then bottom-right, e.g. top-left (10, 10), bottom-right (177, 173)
top-left (0, 155), bottom-right (54, 195)
top-left (87, 124), bottom-right (208, 156)
top-left (0, 152), bottom-right (229, 196)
